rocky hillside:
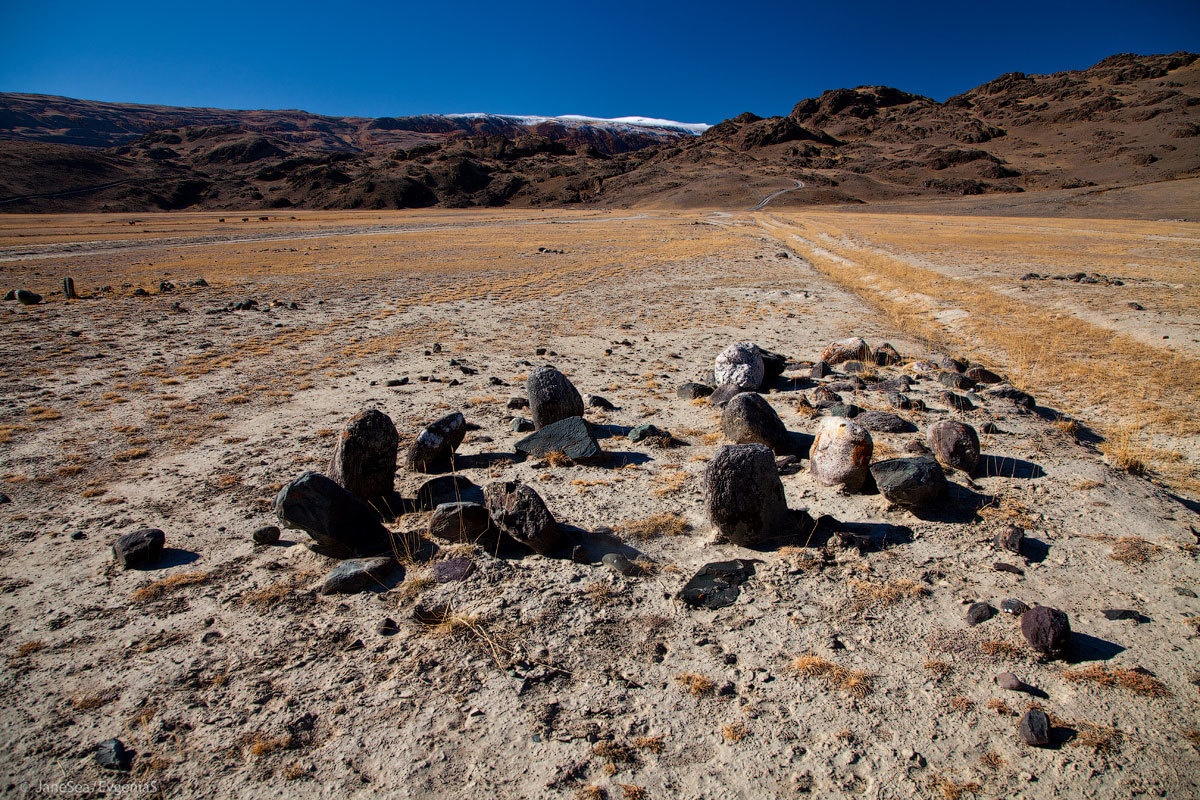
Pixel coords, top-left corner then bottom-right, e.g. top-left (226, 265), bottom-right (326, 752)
top-left (1, 52), bottom-right (1197, 212)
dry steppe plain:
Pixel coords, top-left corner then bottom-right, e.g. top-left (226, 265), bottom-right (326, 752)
top-left (0, 207), bottom-right (1198, 799)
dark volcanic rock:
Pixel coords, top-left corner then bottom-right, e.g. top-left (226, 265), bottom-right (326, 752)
top-left (994, 525), bottom-right (1024, 554)
top-left (252, 525), bottom-right (281, 545)
top-left (677, 382), bottom-right (714, 400)
top-left (967, 602), bottom-right (996, 625)
top-left (938, 371), bottom-right (976, 390)
top-left (678, 559), bottom-right (757, 609)
top-left (329, 408), bottom-right (399, 502)
top-left (483, 481), bottom-right (561, 555)
top-left (939, 391), bottom-right (975, 411)
top-left (709, 382), bottom-right (749, 407)
top-left (434, 557), bottom-right (475, 582)
top-left (629, 423), bottom-right (666, 443)
top-left (721, 392), bottom-right (791, 453)
top-left (928, 419), bottom-right (980, 472)
top-left (855, 410), bottom-right (917, 433)
top-left (873, 342), bottom-right (901, 366)
top-left (965, 365), bottom-right (1002, 384)
top-left (406, 412), bottom-right (466, 473)
top-left (275, 471), bottom-right (393, 558)
top-left (321, 556), bottom-right (396, 594)
top-left (113, 528), bottom-right (165, 569)
top-left (15, 289), bottom-right (42, 306)
top-left (1021, 605), bottom-right (1071, 659)
top-left (760, 348), bottom-right (789, 381)
top-left (1001, 599), bottom-right (1031, 616)
top-left (703, 444), bottom-right (794, 546)
top-left (587, 394), bottom-right (616, 410)
top-left (1018, 709), bottom-right (1051, 747)
top-left (986, 384), bottom-right (1035, 409)
top-left (527, 366), bottom-right (584, 430)
top-left (509, 416), bottom-right (534, 432)
top-left (870, 457), bottom-right (948, 508)
top-left (811, 360), bottom-right (831, 379)
top-left (428, 502), bottom-right (494, 544)
top-left (515, 416), bottom-right (603, 463)
top-left (96, 738), bottom-right (133, 771)
top-left (415, 475), bottom-right (480, 511)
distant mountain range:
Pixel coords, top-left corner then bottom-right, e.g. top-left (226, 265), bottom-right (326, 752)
top-left (1, 51), bottom-right (1196, 212)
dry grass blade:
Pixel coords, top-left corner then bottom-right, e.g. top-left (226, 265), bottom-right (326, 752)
top-left (790, 654), bottom-right (874, 698)
top-left (1109, 536), bottom-right (1162, 565)
top-left (131, 571), bottom-right (211, 602)
top-left (1061, 664), bottom-right (1172, 697)
top-left (928, 773), bottom-right (982, 800)
top-left (674, 673), bottom-right (715, 696)
top-left (616, 512), bottom-right (690, 539)
top-left (848, 578), bottom-right (929, 611)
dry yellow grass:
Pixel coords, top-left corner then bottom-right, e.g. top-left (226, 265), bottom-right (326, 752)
top-left (791, 654), bottom-right (874, 698)
top-left (131, 571), bottom-right (211, 602)
top-left (848, 578), bottom-right (930, 611)
top-left (1061, 665), bottom-right (1172, 697)
top-left (1109, 536), bottom-right (1162, 565)
top-left (617, 513), bottom-right (689, 539)
top-left (675, 673), bottom-right (715, 696)
top-left (928, 773), bottom-right (982, 800)
top-left (721, 722), bottom-right (748, 742)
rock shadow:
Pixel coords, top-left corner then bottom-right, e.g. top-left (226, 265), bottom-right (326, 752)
top-left (831, 521), bottom-right (915, 552)
top-left (146, 548), bottom-right (200, 570)
top-left (908, 483), bottom-right (995, 523)
top-left (562, 526), bottom-right (642, 564)
top-left (454, 451), bottom-right (521, 471)
top-left (785, 431), bottom-right (814, 459)
top-left (1022, 536), bottom-right (1051, 564)
top-left (1068, 632), bottom-right (1126, 663)
top-left (603, 451), bottom-right (653, 468)
top-left (977, 455), bottom-right (1046, 479)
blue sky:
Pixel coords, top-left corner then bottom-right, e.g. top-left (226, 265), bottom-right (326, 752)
top-left (1, 0), bottom-right (1196, 123)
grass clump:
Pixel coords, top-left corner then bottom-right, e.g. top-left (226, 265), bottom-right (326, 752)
top-left (675, 673), bottom-right (715, 696)
top-left (132, 571), bottom-right (211, 602)
top-left (617, 513), bottom-right (690, 539)
top-left (1061, 664), bottom-right (1171, 697)
top-left (791, 654), bottom-right (874, 698)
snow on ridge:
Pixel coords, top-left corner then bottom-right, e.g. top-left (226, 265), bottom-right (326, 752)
top-left (445, 112), bottom-right (709, 135)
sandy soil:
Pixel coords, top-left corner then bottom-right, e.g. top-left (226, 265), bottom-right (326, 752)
top-left (1, 209), bottom-right (1198, 799)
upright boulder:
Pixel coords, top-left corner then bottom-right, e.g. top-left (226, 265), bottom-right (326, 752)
top-left (275, 471), bottom-right (393, 558)
top-left (483, 481), bottom-right (561, 555)
top-left (1021, 605), bottom-right (1071, 659)
top-left (329, 409), bottom-right (399, 503)
top-left (406, 412), bottom-right (466, 473)
top-left (821, 337), bottom-right (870, 365)
top-left (928, 420), bottom-right (980, 473)
top-left (527, 366), bottom-right (584, 430)
top-left (721, 392), bottom-right (791, 453)
top-left (703, 444), bottom-right (795, 546)
top-left (714, 342), bottom-right (765, 390)
top-left (874, 342), bottom-right (901, 366)
top-left (809, 417), bottom-right (873, 492)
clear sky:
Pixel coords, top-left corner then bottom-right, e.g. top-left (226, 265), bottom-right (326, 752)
top-left (1, 0), bottom-right (1196, 124)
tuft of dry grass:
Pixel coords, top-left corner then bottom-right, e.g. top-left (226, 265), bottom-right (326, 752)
top-left (650, 471), bottom-right (689, 497)
top-left (14, 640), bottom-right (45, 658)
top-left (633, 736), bottom-right (664, 754)
top-left (1183, 729), bottom-right (1200, 750)
top-left (986, 699), bottom-right (1015, 716)
top-left (1061, 665), bottom-right (1171, 697)
top-left (928, 773), bottom-right (982, 800)
top-left (1109, 536), bottom-right (1161, 565)
top-left (791, 654), bottom-right (874, 698)
top-left (242, 732), bottom-right (295, 759)
top-left (722, 722), bottom-right (747, 742)
top-left (980, 639), bottom-right (1025, 660)
top-left (546, 450), bottom-right (574, 468)
top-left (617, 785), bottom-right (647, 800)
top-left (675, 673), bottom-right (715, 696)
top-left (848, 578), bottom-right (929, 611)
top-left (948, 696), bottom-right (974, 712)
top-left (979, 751), bottom-right (1004, 771)
top-left (114, 447), bottom-right (150, 462)
top-left (131, 571), bottom-right (211, 602)
top-left (617, 512), bottom-right (690, 539)
top-left (924, 660), bottom-right (953, 678)
top-left (1102, 424), bottom-right (1149, 476)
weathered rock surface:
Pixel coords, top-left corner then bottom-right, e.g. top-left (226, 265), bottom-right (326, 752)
top-left (15, 289), bottom-right (42, 306)
top-left (721, 392), bottom-right (791, 452)
top-left (321, 556), bottom-right (397, 594)
top-left (414, 475), bottom-right (481, 511)
top-left (703, 444), bottom-right (794, 546)
top-left (870, 457), bottom-right (948, 508)
top-left (275, 471), bottom-right (393, 558)
top-left (428, 501), bottom-right (495, 544)
top-left (483, 481), bottom-right (561, 554)
top-left (527, 366), bottom-right (584, 430)
top-left (1018, 709), bottom-right (1051, 746)
top-left (809, 417), bottom-right (873, 491)
top-left (821, 337), bottom-right (870, 365)
top-left (855, 410), bottom-right (917, 433)
top-left (929, 419), bottom-right (980, 472)
top-left (113, 528), bottom-right (165, 569)
top-left (1021, 605), bottom-right (1072, 659)
top-left (515, 416), bottom-right (603, 463)
top-left (714, 342), bottom-right (765, 390)
top-left (873, 342), bottom-right (901, 366)
top-left (329, 409), bottom-right (399, 502)
top-left (677, 382), bottom-right (714, 400)
top-left (709, 382), bottom-right (749, 407)
top-left (406, 412), bottom-right (466, 473)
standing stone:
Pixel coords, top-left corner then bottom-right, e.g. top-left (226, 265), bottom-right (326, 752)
top-left (113, 528), bottom-right (165, 569)
top-left (928, 420), bottom-right (980, 473)
top-left (703, 444), bottom-right (795, 546)
top-left (874, 342), bottom-right (901, 366)
top-left (820, 337), bottom-right (870, 365)
top-left (721, 393), bottom-right (791, 453)
top-left (329, 409), bottom-right (399, 502)
top-left (811, 360), bottom-right (831, 379)
top-left (869, 457), bottom-right (948, 508)
top-left (1018, 709), bottom-right (1051, 747)
top-left (809, 417), bottom-right (873, 492)
top-left (275, 471), bottom-right (393, 558)
top-left (1021, 606), bottom-right (1071, 659)
top-left (406, 412), bottom-right (466, 473)
top-left (483, 481), bottom-right (561, 555)
top-left (527, 366), bottom-right (584, 430)
top-left (63, 277), bottom-right (78, 300)
top-left (714, 342), bottom-right (765, 390)
top-left (95, 739), bottom-right (133, 771)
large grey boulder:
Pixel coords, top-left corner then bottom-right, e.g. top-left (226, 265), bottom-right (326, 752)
top-left (869, 457), bottom-right (948, 508)
top-left (809, 417), bottom-right (873, 492)
top-left (928, 419), bottom-right (980, 473)
top-left (714, 342), bottom-right (765, 390)
top-left (406, 412), bottom-right (466, 473)
top-left (515, 416), bottom-right (603, 463)
top-left (527, 366), bottom-right (584, 430)
top-left (483, 481), bottom-right (561, 555)
top-left (329, 409), bottom-right (399, 503)
top-left (275, 471), bottom-right (393, 558)
top-left (703, 444), bottom-right (795, 546)
top-left (721, 392), bottom-right (791, 453)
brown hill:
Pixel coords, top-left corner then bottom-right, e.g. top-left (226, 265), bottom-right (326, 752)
top-left (1, 52), bottom-right (1197, 212)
